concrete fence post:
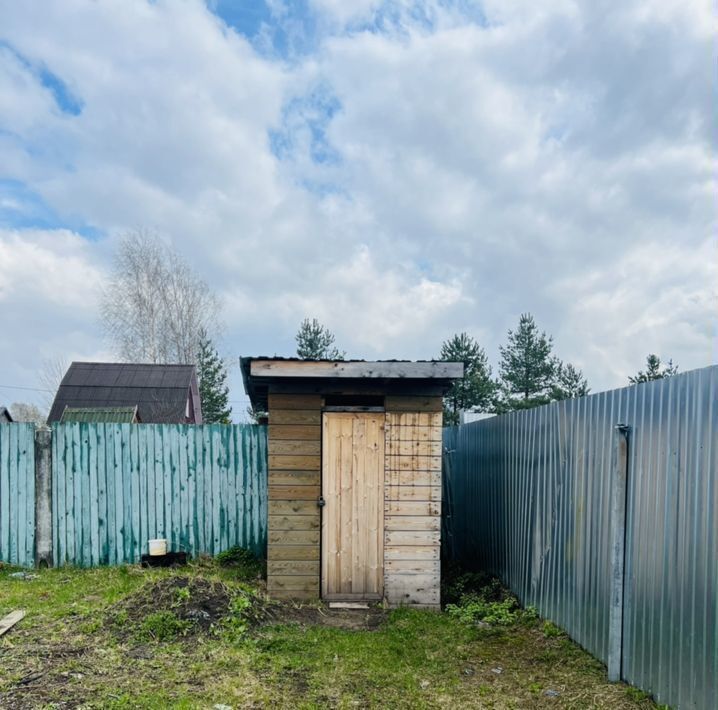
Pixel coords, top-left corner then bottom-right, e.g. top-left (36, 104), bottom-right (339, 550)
top-left (608, 423), bottom-right (630, 682)
top-left (34, 426), bottom-right (53, 568)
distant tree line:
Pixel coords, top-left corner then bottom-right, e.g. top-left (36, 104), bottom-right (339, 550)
top-left (439, 313), bottom-right (590, 424)
top-left (292, 314), bottom-right (680, 425)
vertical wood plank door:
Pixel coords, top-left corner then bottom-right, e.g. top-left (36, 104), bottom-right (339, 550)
top-left (321, 412), bottom-right (385, 600)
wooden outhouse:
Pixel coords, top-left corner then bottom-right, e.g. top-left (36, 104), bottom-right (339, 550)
top-left (241, 358), bottom-right (463, 608)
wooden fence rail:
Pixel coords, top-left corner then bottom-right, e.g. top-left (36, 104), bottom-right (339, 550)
top-left (0, 424), bottom-right (36, 567)
top-left (0, 423), bottom-right (268, 567)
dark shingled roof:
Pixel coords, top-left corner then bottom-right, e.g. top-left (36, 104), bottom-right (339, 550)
top-left (48, 362), bottom-right (202, 424)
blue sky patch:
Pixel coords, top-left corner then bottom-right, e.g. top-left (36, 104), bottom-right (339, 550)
top-left (0, 179), bottom-right (100, 238)
top-left (37, 65), bottom-right (83, 115)
top-left (270, 84), bottom-right (342, 166)
top-left (0, 41), bottom-right (83, 115)
top-left (207, 0), bottom-right (319, 59)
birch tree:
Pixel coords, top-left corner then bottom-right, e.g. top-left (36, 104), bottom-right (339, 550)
top-left (101, 230), bottom-right (219, 365)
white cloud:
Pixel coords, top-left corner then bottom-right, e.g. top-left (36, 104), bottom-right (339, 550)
top-left (0, 0), bottom-right (714, 415)
top-left (0, 229), bottom-right (108, 407)
top-left (553, 236), bottom-right (717, 388)
top-left (0, 229), bottom-right (104, 311)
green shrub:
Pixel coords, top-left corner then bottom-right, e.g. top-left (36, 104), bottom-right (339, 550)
top-left (446, 594), bottom-right (523, 625)
top-left (441, 563), bottom-right (494, 605)
top-left (444, 572), bottom-right (538, 627)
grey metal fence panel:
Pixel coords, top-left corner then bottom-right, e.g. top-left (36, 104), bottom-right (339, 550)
top-left (621, 366), bottom-right (718, 709)
top-left (443, 366), bottom-right (717, 710)
top-left (51, 423), bottom-right (268, 566)
top-left (0, 423), bottom-right (35, 567)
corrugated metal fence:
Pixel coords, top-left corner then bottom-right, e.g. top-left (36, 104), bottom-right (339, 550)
top-left (0, 423), bottom-right (36, 567)
top-left (0, 423), bottom-right (268, 568)
top-left (443, 365), bottom-right (717, 710)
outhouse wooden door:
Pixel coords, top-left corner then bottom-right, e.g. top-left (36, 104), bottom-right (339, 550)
top-left (321, 412), bottom-right (385, 600)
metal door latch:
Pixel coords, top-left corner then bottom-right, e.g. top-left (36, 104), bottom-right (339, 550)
top-left (317, 496), bottom-right (325, 508)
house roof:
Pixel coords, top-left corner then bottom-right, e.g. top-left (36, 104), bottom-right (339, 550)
top-left (60, 406), bottom-right (140, 424)
top-left (241, 357), bottom-right (464, 410)
top-left (0, 406), bottom-right (13, 422)
top-left (48, 362), bottom-right (201, 424)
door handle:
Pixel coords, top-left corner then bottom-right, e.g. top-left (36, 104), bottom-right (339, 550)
top-left (317, 496), bottom-right (326, 508)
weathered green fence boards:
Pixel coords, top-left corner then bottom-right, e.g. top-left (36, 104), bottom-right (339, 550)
top-left (51, 423), bottom-right (268, 566)
top-left (0, 423), bottom-right (35, 567)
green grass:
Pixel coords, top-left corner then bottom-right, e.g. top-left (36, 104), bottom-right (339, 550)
top-left (0, 561), bottom-right (663, 709)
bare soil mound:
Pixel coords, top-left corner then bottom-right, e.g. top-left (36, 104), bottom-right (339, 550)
top-left (107, 576), bottom-right (233, 638)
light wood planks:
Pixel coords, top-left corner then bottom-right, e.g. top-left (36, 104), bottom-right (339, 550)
top-left (0, 610), bottom-right (25, 637)
top-left (321, 412), bottom-right (384, 600)
top-left (269, 425), bottom-right (320, 440)
top-left (267, 393), bottom-right (323, 599)
top-left (268, 529), bottom-right (319, 545)
top-left (383, 411), bottom-right (443, 608)
top-left (265, 391), bottom-right (444, 606)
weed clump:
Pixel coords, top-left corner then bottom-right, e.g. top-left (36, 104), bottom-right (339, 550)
top-left (215, 546), bottom-right (264, 580)
top-left (138, 610), bottom-right (192, 641)
top-left (443, 567), bottom-right (537, 626)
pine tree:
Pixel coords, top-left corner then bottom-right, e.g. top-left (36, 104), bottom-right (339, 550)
top-left (439, 332), bottom-right (495, 425)
top-left (295, 318), bottom-right (344, 360)
top-left (196, 330), bottom-right (232, 424)
top-left (497, 313), bottom-right (558, 412)
top-left (552, 362), bottom-right (590, 400)
top-left (629, 354), bottom-right (678, 384)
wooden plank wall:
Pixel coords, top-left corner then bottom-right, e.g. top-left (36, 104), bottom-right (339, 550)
top-left (384, 396), bottom-right (443, 608)
top-left (266, 392), bottom-right (443, 605)
top-left (50, 423), bottom-right (268, 567)
top-left (267, 393), bottom-right (322, 599)
top-left (0, 424), bottom-right (36, 567)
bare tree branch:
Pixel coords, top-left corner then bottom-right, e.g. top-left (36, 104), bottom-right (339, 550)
top-left (100, 230), bottom-right (220, 365)
top-left (38, 357), bottom-right (68, 412)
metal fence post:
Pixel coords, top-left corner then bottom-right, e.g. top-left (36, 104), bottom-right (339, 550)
top-left (34, 426), bottom-right (53, 568)
top-left (608, 423), bottom-right (630, 681)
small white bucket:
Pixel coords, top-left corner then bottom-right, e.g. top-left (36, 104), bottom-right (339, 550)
top-left (148, 538), bottom-right (167, 556)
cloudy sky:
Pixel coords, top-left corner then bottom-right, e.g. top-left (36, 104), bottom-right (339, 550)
top-left (0, 0), bottom-right (716, 419)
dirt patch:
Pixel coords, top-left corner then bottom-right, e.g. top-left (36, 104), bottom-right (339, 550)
top-left (107, 575), bottom-right (232, 638)
top-left (263, 603), bottom-right (387, 631)
top-left (106, 576), bottom-right (385, 640)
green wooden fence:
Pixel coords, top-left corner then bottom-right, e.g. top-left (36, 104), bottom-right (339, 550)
top-left (0, 424), bottom-right (36, 567)
top-left (51, 423), bottom-right (268, 567)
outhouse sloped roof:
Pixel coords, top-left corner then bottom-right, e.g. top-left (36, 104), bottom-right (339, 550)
top-left (241, 357), bottom-right (464, 410)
